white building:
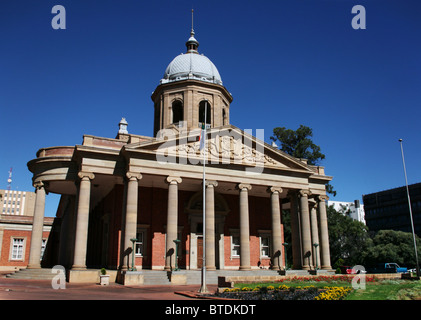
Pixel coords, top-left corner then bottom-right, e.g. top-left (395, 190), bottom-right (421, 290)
top-left (328, 200), bottom-right (366, 225)
top-left (0, 189), bottom-right (36, 216)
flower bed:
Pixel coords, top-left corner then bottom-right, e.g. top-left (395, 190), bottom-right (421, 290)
top-left (277, 274), bottom-right (378, 284)
top-left (216, 284), bottom-right (352, 301)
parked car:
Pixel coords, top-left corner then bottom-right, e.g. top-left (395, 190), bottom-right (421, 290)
top-left (339, 265), bottom-right (367, 274)
top-left (367, 262), bottom-right (407, 274)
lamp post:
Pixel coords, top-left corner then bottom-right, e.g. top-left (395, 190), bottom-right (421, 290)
top-left (313, 243), bottom-right (319, 270)
top-left (282, 242), bottom-right (288, 270)
top-left (130, 238), bottom-right (138, 271)
top-left (173, 239), bottom-right (181, 271)
top-left (398, 139), bottom-right (420, 279)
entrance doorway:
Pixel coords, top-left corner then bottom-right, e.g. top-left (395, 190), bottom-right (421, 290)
top-left (186, 192), bottom-right (230, 270)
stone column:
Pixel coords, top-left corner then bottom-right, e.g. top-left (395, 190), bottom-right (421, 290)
top-left (237, 183), bottom-right (252, 271)
top-left (288, 190), bottom-right (302, 269)
top-left (309, 199), bottom-right (320, 269)
top-left (299, 189), bottom-right (312, 270)
top-left (122, 172), bottom-right (142, 271)
top-left (268, 187), bottom-right (283, 270)
top-left (205, 180), bottom-right (218, 271)
top-left (72, 172), bottom-right (95, 270)
top-left (27, 181), bottom-right (46, 269)
top-left (165, 176), bottom-right (182, 271)
top-left (318, 195), bottom-right (332, 270)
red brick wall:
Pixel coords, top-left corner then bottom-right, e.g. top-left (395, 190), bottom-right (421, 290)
top-left (100, 185), bottom-right (283, 270)
top-left (0, 229), bottom-right (50, 268)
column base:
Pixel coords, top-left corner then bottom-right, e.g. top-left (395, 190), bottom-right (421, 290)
top-left (206, 266), bottom-right (216, 271)
top-left (239, 266), bottom-right (251, 271)
top-left (26, 264), bottom-right (41, 269)
top-left (71, 265), bottom-right (87, 271)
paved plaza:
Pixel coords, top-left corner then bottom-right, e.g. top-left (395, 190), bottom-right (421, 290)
top-left (0, 276), bottom-right (216, 300)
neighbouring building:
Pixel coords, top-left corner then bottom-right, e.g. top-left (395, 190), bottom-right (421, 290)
top-left (328, 200), bottom-right (366, 224)
top-left (26, 25), bottom-right (333, 283)
top-left (363, 183), bottom-right (421, 237)
top-left (0, 189), bottom-right (53, 271)
top-left (0, 189), bottom-right (36, 216)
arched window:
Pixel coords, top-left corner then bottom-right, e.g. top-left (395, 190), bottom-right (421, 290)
top-left (198, 100), bottom-right (211, 125)
top-left (222, 108), bottom-right (227, 125)
top-left (172, 100), bottom-right (183, 124)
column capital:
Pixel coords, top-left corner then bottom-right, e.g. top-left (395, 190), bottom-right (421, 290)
top-left (205, 180), bottom-right (218, 188)
top-left (237, 183), bottom-right (252, 191)
top-left (308, 198), bottom-right (317, 207)
top-left (126, 171), bottom-right (142, 181)
top-left (299, 189), bottom-right (312, 197)
top-left (78, 171), bottom-right (95, 180)
top-left (317, 195), bottom-right (329, 202)
top-left (33, 180), bottom-right (45, 190)
top-left (166, 176), bottom-right (182, 185)
top-left (267, 186), bottom-right (283, 195)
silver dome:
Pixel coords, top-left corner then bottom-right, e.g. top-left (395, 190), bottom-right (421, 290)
top-left (161, 52), bottom-right (223, 85)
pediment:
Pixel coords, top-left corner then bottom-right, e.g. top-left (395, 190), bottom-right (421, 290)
top-left (124, 126), bottom-right (314, 173)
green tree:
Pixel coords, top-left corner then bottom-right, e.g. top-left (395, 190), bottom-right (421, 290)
top-left (361, 230), bottom-right (421, 268)
top-left (270, 124), bottom-right (336, 196)
top-left (327, 205), bottom-right (371, 267)
top-left (270, 125), bottom-right (325, 165)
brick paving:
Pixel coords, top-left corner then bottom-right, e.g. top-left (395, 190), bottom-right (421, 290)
top-left (0, 276), bottom-right (217, 300)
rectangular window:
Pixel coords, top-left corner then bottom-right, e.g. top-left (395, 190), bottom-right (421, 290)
top-left (258, 232), bottom-right (272, 259)
top-left (135, 230), bottom-right (146, 256)
top-left (41, 239), bottom-right (47, 260)
top-left (11, 238), bottom-right (24, 260)
top-left (260, 235), bottom-right (271, 257)
top-left (135, 232), bottom-right (144, 256)
top-left (231, 235), bottom-right (240, 257)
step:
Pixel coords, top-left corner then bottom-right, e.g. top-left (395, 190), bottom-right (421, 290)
top-left (6, 268), bottom-right (58, 280)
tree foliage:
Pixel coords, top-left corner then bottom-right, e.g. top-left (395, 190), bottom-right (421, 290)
top-left (270, 124), bottom-right (336, 196)
top-left (270, 125), bottom-right (325, 166)
top-left (325, 205), bottom-right (421, 269)
top-left (327, 205), bottom-right (371, 267)
top-left (361, 230), bottom-right (421, 268)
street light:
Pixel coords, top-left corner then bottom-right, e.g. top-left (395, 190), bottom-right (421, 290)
top-left (398, 139), bottom-right (420, 279)
top-left (130, 238), bottom-right (138, 271)
top-left (173, 239), bottom-right (181, 271)
top-left (313, 243), bottom-right (319, 270)
top-left (282, 242), bottom-right (289, 270)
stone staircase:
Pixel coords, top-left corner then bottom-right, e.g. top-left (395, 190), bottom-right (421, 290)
top-left (140, 271), bottom-right (171, 285)
top-left (5, 268), bottom-right (334, 285)
top-left (6, 268), bottom-right (57, 280)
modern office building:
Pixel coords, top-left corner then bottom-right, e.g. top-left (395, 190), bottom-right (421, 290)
top-left (363, 183), bottom-right (421, 237)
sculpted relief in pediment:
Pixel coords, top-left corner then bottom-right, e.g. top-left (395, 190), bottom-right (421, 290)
top-left (151, 129), bottom-right (296, 173)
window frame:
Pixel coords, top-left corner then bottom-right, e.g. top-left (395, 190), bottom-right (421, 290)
top-left (10, 237), bottom-right (25, 261)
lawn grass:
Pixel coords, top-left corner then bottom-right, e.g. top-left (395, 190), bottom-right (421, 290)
top-left (233, 279), bottom-right (421, 300)
top-left (346, 280), bottom-right (421, 300)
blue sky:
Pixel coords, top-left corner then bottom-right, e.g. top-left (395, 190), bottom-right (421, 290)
top-left (1, 0), bottom-right (420, 217)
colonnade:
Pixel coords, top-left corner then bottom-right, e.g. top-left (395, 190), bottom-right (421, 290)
top-left (27, 172), bottom-right (332, 271)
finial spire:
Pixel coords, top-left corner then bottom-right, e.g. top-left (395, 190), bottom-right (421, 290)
top-left (191, 9), bottom-right (194, 36)
top-left (186, 9), bottom-right (199, 52)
